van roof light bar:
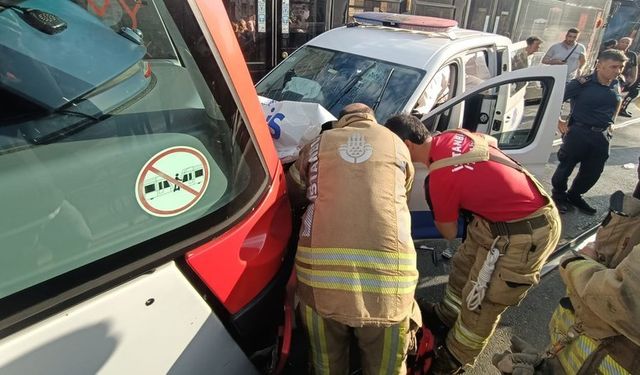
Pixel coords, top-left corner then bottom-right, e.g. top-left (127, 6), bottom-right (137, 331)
top-left (352, 12), bottom-right (458, 33)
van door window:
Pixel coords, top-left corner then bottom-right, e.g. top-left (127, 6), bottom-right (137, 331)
top-left (493, 86), bottom-right (540, 148)
top-left (457, 79), bottom-right (549, 149)
top-left (415, 64), bottom-right (458, 132)
top-left (416, 64), bottom-right (457, 113)
top-left (418, 66), bottom-right (566, 176)
top-left (464, 51), bottom-right (491, 90)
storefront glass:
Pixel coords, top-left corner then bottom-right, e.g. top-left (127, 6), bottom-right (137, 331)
top-left (512, 0), bottom-right (611, 68)
top-left (225, 0), bottom-right (327, 81)
top-left (413, 0), bottom-right (463, 21)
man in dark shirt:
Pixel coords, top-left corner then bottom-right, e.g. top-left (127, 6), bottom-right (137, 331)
top-left (552, 49), bottom-right (627, 214)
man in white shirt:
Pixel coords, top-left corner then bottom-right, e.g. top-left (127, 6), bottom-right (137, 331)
top-left (542, 28), bottom-right (586, 81)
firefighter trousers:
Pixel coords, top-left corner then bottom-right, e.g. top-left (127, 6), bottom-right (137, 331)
top-left (434, 203), bottom-right (561, 366)
top-left (299, 301), bottom-right (416, 375)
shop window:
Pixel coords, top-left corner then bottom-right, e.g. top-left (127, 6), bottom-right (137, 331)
top-left (413, 0), bottom-right (457, 19)
top-left (347, 0), bottom-right (402, 21)
top-left (511, 0), bottom-right (610, 69)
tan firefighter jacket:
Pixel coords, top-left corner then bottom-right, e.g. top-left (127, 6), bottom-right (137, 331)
top-left (560, 243), bottom-right (640, 345)
top-left (559, 194), bottom-right (640, 345)
top-left (288, 112), bottom-right (418, 327)
top-left (552, 193), bottom-right (640, 373)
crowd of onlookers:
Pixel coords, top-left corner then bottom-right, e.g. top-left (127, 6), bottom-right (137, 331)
top-left (232, 15), bottom-right (257, 58)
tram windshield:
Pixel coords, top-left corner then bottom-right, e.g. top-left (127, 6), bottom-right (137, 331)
top-left (0, 0), bottom-right (267, 300)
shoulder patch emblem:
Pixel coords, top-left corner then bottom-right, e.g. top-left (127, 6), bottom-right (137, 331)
top-left (339, 132), bottom-right (373, 163)
top-left (576, 75), bottom-right (591, 84)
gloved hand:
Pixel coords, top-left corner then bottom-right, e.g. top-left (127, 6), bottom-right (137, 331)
top-left (492, 336), bottom-right (548, 375)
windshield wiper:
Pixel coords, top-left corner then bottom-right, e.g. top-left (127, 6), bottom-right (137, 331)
top-left (372, 68), bottom-right (394, 111)
top-left (20, 109), bottom-right (107, 145)
top-left (56, 109), bottom-right (101, 121)
top-left (327, 62), bottom-right (377, 110)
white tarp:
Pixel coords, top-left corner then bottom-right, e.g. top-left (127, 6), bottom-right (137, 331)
top-left (259, 96), bottom-right (337, 163)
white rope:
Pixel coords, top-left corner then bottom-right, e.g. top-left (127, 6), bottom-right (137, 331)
top-left (466, 237), bottom-right (502, 311)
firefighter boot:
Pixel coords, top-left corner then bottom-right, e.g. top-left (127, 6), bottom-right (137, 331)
top-left (429, 344), bottom-right (464, 375)
top-left (418, 300), bottom-right (451, 345)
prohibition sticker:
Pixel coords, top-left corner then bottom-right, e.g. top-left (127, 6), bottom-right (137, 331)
top-left (135, 146), bottom-right (210, 217)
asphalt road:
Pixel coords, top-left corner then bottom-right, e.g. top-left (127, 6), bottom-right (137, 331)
top-left (415, 120), bottom-right (640, 374)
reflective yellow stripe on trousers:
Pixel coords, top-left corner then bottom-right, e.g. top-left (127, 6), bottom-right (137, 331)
top-left (303, 303), bottom-right (331, 375)
top-left (551, 306), bottom-right (630, 375)
top-left (449, 317), bottom-right (488, 351)
top-left (441, 284), bottom-right (462, 317)
top-left (379, 324), bottom-right (405, 375)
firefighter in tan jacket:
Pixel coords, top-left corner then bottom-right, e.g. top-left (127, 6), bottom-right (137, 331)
top-left (287, 104), bottom-right (421, 374)
top-left (493, 191), bottom-right (640, 374)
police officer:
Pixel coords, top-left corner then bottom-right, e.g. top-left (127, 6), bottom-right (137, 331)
top-left (287, 104), bottom-right (421, 374)
top-left (552, 49), bottom-right (628, 215)
top-left (384, 115), bottom-right (561, 374)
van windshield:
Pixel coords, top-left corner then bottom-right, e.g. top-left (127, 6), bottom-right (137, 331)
top-left (256, 46), bottom-right (424, 123)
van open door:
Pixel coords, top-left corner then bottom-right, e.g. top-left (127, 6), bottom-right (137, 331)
top-left (409, 65), bottom-right (566, 239)
top-left (487, 41), bottom-right (529, 137)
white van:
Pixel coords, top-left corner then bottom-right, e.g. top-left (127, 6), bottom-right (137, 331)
top-left (256, 12), bottom-right (566, 238)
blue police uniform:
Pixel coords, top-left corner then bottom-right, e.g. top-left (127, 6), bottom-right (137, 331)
top-left (551, 73), bottom-right (621, 213)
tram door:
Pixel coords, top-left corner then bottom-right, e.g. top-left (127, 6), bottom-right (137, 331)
top-left (465, 0), bottom-right (519, 38)
top-left (224, 0), bottom-right (328, 82)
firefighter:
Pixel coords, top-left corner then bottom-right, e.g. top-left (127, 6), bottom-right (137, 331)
top-left (287, 104), bottom-right (422, 374)
top-left (493, 190), bottom-right (640, 374)
top-left (383, 114), bottom-right (561, 374)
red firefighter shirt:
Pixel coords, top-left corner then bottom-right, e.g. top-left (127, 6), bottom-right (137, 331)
top-left (428, 132), bottom-right (545, 223)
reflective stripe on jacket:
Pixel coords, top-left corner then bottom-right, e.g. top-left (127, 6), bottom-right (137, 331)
top-left (550, 304), bottom-right (635, 375)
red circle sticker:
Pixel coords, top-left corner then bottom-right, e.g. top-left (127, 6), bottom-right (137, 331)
top-left (135, 146), bottom-right (210, 217)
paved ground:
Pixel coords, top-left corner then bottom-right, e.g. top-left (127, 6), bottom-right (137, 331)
top-left (415, 113), bottom-right (640, 374)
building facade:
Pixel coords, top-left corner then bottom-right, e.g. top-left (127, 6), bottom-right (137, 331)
top-left (223, 0), bottom-right (612, 81)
